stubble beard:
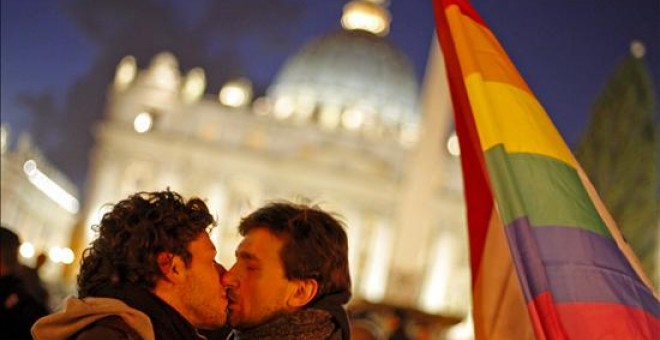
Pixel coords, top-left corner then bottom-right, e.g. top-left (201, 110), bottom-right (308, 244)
top-left (183, 278), bottom-right (227, 328)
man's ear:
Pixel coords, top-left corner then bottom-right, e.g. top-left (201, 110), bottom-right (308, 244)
top-left (157, 252), bottom-right (185, 283)
top-left (287, 279), bottom-right (318, 308)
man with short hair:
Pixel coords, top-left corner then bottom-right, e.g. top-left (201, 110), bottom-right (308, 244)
top-left (223, 201), bottom-right (352, 339)
top-left (32, 190), bottom-right (228, 340)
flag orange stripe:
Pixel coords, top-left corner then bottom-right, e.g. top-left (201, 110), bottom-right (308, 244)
top-left (445, 5), bottom-right (533, 96)
top-left (473, 212), bottom-right (533, 339)
top-left (446, 3), bottom-right (576, 166)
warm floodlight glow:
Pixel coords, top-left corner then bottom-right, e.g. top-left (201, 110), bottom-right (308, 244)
top-left (19, 242), bottom-right (35, 259)
top-left (114, 56), bottom-right (137, 91)
top-left (630, 40), bottom-right (646, 58)
top-left (0, 125), bottom-right (8, 154)
top-left (219, 78), bottom-right (253, 107)
top-left (49, 247), bottom-right (64, 263)
top-left (220, 87), bottom-right (246, 107)
top-left (446, 313), bottom-right (475, 340)
top-left (341, 1), bottom-right (390, 36)
top-left (182, 67), bottom-right (206, 103)
top-left (399, 123), bottom-right (420, 147)
top-left (360, 221), bottom-right (391, 301)
top-left (319, 105), bottom-right (342, 130)
top-left (295, 95), bottom-right (316, 121)
top-left (133, 112), bottom-right (154, 133)
top-left (149, 52), bottom-right (180, 90)
top-left (23, 159), bottom-right (37, 176)
top-left (447, 132), bottom-right (460, 156)
top-left (342, 106), bottom-right (365, 130)
top-left (419, 236), bottom-right (454, 312)
top-left (23, 160), bottom-right (79, 214)
top-left (50, 246), bottom-right (75, 264)
top-left (61, 247), bottom-right (75, 264)
top-left (273, 96), bottom-right (295, 119)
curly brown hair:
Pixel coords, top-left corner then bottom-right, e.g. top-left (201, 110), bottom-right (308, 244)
top-left (77, 190), bottom-right (215, 297)
top-left (238, 202), bottom-right (351, 304)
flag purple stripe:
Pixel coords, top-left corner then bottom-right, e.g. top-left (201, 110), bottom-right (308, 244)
top-left (505, 218), bottom-right (660, 317)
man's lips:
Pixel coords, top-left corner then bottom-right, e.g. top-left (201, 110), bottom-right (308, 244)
top-left (226, 291), bottom-right (239, 305)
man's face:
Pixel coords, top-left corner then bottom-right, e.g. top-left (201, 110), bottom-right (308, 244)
top-left (176, 233), bottom-right (228, 329)
top-left (223, 227), bottom-right (298, 329)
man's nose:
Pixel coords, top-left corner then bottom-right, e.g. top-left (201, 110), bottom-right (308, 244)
top-left (215, 263), bottom-right (227, 282)
top-left (221, 265), bottom-right (238, 288)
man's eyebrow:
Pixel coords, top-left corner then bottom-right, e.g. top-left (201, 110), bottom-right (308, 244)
top-left (236, 250), bottom-right (259, 262)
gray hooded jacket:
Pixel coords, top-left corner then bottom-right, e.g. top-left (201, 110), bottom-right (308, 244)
top-left (31, 297), bottom-right (154, 340)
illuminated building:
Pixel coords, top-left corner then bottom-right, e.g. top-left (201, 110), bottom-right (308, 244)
top-left (80, 0), bottom-right (471, 321)
top-left (0, 124), bottom-right (79, 281)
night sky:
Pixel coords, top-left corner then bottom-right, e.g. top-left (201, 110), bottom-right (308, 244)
top-left (2, 0), bottom-right (659, 193)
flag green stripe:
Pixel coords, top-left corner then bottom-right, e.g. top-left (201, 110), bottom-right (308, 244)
top-left (484, 145), bottom-right (610, 237)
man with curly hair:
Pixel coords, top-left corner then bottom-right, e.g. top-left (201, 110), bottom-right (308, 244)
top-left (223, 202), bottom-right (352, 339)
top-left (32, 190), bottom-right (228, 340)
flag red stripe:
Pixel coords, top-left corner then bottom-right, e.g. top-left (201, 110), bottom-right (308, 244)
top-left (527, 292), bottom-right (568, 339)
top-left (556, 302), bottom-right (660, 338)
top-left (432, 0), bottom-right (493, 283)
top-left (437, 0), bottom-right (487, 27)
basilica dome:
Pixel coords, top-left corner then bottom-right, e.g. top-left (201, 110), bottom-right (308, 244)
top-left (267, 27), bottom-right (419, 136)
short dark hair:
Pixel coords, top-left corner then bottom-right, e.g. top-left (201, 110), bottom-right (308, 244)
top-left (77, 190), bottom-right (214, 297)
top-left (0, 225), bottom-right (21, 272)
top-left (238, 202), bottom-right (351, 303)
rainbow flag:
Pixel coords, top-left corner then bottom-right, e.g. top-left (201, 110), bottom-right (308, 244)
top-left (432, 0), bottom-right (659, 338)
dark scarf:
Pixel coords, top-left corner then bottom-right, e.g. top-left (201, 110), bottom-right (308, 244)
top-left (230, 292), bottom-right (351, 340)
top-left (230, 308), bottom-right (335, 340)
top-left (310, 292), bottom-right (351, 340)
top-left (93, 283), bottom-right (203, 340)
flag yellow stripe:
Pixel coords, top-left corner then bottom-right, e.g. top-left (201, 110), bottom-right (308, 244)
top-left (445, 5), bottom-right (532, 96)
top-left (465, 74), bottom-right (577, 167)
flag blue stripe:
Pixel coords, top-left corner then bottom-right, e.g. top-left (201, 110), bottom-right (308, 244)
top-left (505, 218), bottom-right (660, 317)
